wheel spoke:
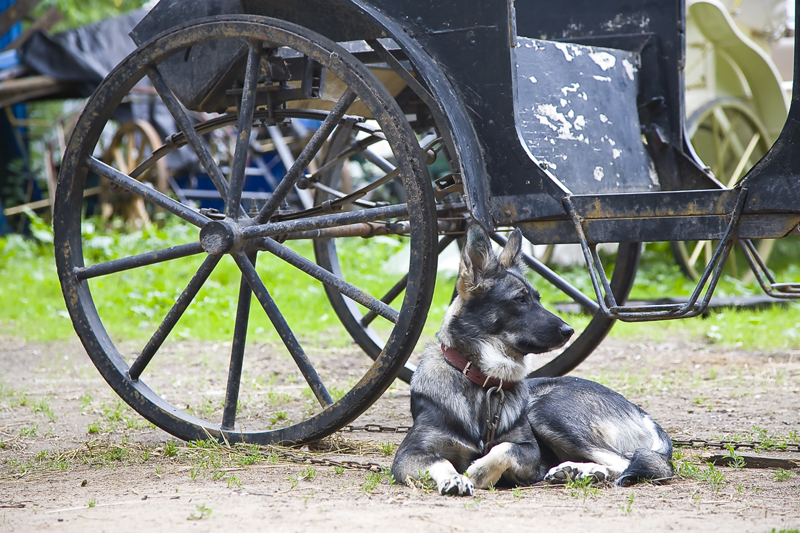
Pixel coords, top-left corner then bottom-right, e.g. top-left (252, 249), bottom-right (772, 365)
top-left (258, 237), bottom-right (399, 323)
top-left (146, 65), bottom-right (245, 218)
top-left (228, 39), bottom-right (262, 214)
top-left (256, 88), bottom-right (358, 224)
top-left (76, 241), bottom-right (205, 280)
top-left (727, 132), bottom-right (760, 187)
top-left (361, 234), bottom-right (457, 327)
top-left (85, 156), bottom-right (209, 227)
top-left (221, 252), bottom-right (257, 430)
top-left (129, 253), bottom-right (223, 381)
top-left (489, 233), bottom-right (600, 314)
top-left (233, 252), bottom-right (333, 407)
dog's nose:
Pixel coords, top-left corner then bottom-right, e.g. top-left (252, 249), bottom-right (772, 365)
top-left (560, 324), bottom-right (574, 339)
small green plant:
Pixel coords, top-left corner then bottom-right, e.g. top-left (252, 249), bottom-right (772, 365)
top-left (333, 466), bottom-right (345, 475)
top-left (187, 504), bottom-right (212, 521)
top-left (622, 493), bottom-right (634, 514)
top-left (269, 411), bottom-right (288, 426)
top-left (87, 499), bottom-right (97, 508)
top-left (78, 391), bottom-right (93, 411)
top-left (774, 469), bottom-right (792, 482)
top-left (87, 421), bottom-right (102, 434)
top-left (163, 441), bottom-right (179, 458)
top-left (288, 476), bottom-right (298, 489)
top-left (381, 442), bottom-right (395, 456)
top-left (19, 425), bottom-right (37, 437)
top-left (566, 475), bottom-right (599, 501)
top-left (416, 471), bottom-right (437, 493)
top-left (361, 468), bottom-right (394, 494)
top-left (227, 475), bottom-right (242, 488)
top-left (32, 397), bottom-right (57, 422)
top-left (723, 443), bottom-right (746, 468)
top-left (675, 459), bottom-right (700, 479)
top-left (463, 497), bottom-right (482, 510)
top-left (511, 487), bottom-right (523, 499)
top-left (301, 466), bottom-right (317, 481)
top-left (697, 463), bottom-right (726, 493)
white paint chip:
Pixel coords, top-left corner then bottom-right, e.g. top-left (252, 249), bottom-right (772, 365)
top-left (529, 75), bottom-right (537, 83)
top-left (593, 166), bottom-right (605, 181)
top-left (589, 51), bottom-right (616, 71)
top-left (622, 59), bottom-right (636, 81)
top-left (592, 75), bottom-right (612, 82)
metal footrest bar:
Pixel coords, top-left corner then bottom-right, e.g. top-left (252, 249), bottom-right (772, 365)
top-left (739, 239), bottom-right (800, 299)
top-left (562, 187), bottom-right (749, 322)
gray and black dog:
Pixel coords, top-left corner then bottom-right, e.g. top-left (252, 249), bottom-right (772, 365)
top-left (392, 225), bottom-right (673, 496)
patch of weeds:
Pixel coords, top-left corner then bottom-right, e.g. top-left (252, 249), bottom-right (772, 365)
top-left (187, 504), bottom-right (212, 521)
top-left (78, 391), bottom-right (93, 411)
top-left (333, 466), bottom-right (345, 475)
top-left (267, 451), bottom-right (281, 463)
top-left (566, 475), bottom-right (599, 502)
top-left (19, 425), bottom-right (37, 437)
top-left (380, 442), bottom-right (395, 456)
top-left (267, 392), bottom-right (291, 408)
top-left (288, 476), bottom-right (298, 489)
top-left (32, 397), bottom-right (57, 422)
top-left (361, 467), bottom-right (394, 494)
top-left (697, 463), bottom-right (726, 493)
top-left (303, 490), bottom-right (316, 506)
top-left (511, 487), bottom-right (523, 499)
top-left (102, 401), bottom-right (127, 424)
top-left (622, 493), bottom-right (634, 513)
top-left (774, 469), bottom-right (792, 482)
top-left (236, 453), bottom-right (259, 466)
top-left (301, 466), bottom-right (317, 481)
top-left (105, 446), bottom-right (128, 462)
top-left (87, 421), bottom-right (102, 434)
top-left (414, 470), bottom-right (437, 493)
top-left (163, 440), bottom-right (179, 458)
top-left (87, 499), bottom-right (97, 508)
top-left (723, 444), bottom-right (746, 468)
top-left (675, 459), bottom-right (700, 479)
top-left (227, 475), bottom-right (242, 489)
top-left (269, 411), bottom-right (288, 427)
top-left (463, 497), bottom-right (482, 509)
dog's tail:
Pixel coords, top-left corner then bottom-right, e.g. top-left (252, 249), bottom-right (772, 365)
top-left (615, 449), bottom-right (674, 487)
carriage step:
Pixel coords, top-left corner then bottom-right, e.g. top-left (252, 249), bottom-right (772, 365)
top-left (562, 187), bottom-right (749, 322)
top-left (739, 239), bottom-right (800, 299)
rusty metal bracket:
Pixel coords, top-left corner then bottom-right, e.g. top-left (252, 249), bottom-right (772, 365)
top-left (562, 187), bottom-right (749, 322)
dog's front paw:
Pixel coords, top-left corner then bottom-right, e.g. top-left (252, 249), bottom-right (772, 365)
top-left (438, 474), bottom-right (474, 496)
top-left (544, 462), bottom-right (609, 484)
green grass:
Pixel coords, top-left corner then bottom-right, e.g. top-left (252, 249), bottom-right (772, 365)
top-left (2, 215), bottom-right (800, 352)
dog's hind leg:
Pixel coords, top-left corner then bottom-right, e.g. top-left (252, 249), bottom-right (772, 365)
top-left (544, 461), bottom-right (616, 484)
top-left (616, 449), bottom-right (673, 486)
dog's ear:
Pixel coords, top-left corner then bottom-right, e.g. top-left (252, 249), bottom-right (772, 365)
top-left (498, 228), bottom-right (524, 269)
top-left (457, 224), bottom-right (498, 298)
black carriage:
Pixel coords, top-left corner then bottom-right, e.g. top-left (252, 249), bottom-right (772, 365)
top-left (53, 0), bottom-right (800, 444)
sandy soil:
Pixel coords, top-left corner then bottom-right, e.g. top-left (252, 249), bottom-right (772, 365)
top-left (1, 334), bottom-right (799, 532)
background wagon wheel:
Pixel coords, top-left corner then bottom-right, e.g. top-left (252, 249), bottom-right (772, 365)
top-left (672, 97), bottom-right (773, 280)
top-left (100, 118), bottom-right (170, 223)
top-left (54, 16), bottom-right (437, 445)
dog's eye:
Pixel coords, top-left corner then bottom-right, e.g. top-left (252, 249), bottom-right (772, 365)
top-left (514, 294), bottom-right (526, 304)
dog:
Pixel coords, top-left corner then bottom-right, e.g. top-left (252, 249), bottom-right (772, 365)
top-left (391, 225), bottom-right (673, 495)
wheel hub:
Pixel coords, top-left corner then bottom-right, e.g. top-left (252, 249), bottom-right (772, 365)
top-left (200, 219), bottom-right (245, 254)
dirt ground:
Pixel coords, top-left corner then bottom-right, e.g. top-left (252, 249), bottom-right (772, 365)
top-left (1, 333), bottom-right (799, 533)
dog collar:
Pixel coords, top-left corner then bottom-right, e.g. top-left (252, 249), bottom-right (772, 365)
top-left (441, 344), bottom-right (515, 391)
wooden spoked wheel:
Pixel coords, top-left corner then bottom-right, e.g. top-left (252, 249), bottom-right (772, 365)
top-left (54, 16), bottom-right (438, 445)
top-left (673, 98), bottom-right (773, 280)
top-left (100, 118), bottom-right (169, 223)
